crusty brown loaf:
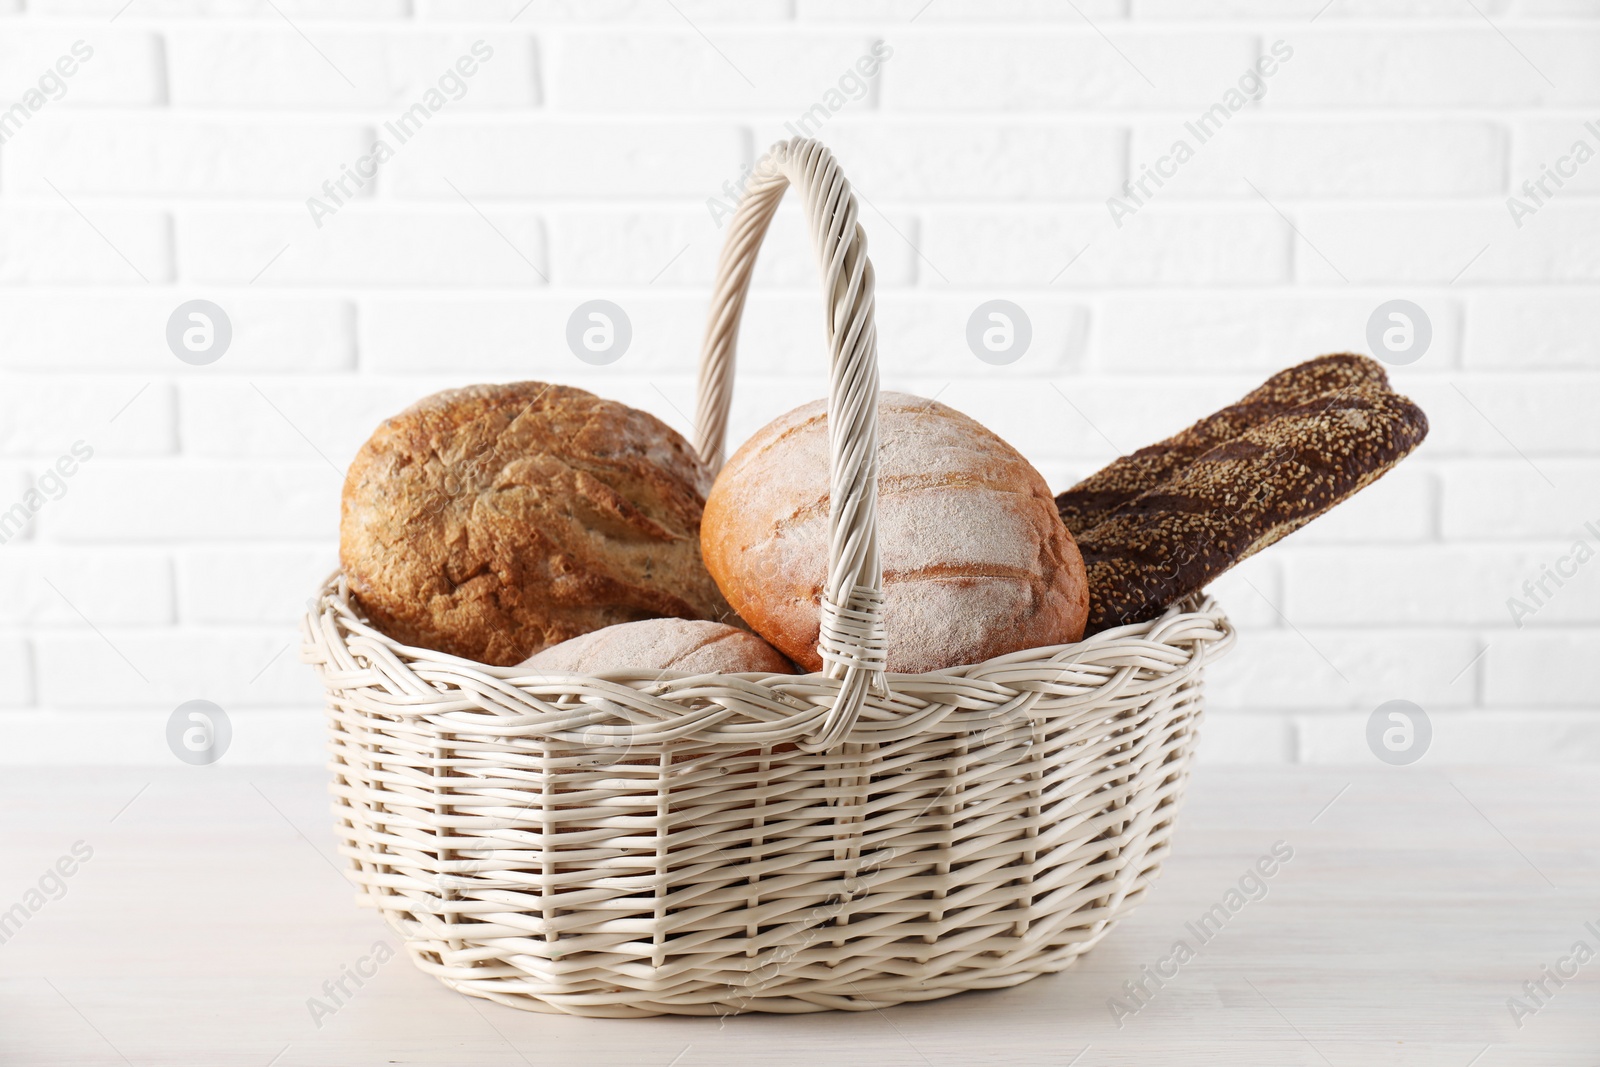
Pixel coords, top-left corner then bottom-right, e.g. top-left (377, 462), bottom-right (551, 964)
top-left (701, 392), bottom-right (1089, 674)
top-left (1056, 353), bottom-right (1391, 535)
top-left (1079, 382), bottom-right (1428, 635)
top-left (521, 619), bottom-right (794, 675)
top-left (340, 381), bottom-right (732, 666)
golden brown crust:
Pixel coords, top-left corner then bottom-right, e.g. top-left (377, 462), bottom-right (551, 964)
top-left (521, 619), bottom-right (794, 675)
top-left (340, 381), bottom-right (731, 666)
top-left (702, 392), bottom-right (1089, 674)
top-left (1056, 353), bottom-right (1391, 536)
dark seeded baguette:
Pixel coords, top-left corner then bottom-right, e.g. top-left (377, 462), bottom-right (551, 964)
top-left (1056, 353), bottom-right (1391, 536)
top-left (1078, 382), bottom-right (1428, 635)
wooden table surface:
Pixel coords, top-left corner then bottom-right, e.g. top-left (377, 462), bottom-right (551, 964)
top-left (2, 763), bottom-right (1596, 1066)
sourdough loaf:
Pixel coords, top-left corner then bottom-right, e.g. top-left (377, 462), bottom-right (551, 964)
top-left (701, 392), bottom-right (1089, 674)
top-left (341, 381), bottom-right (731, 666)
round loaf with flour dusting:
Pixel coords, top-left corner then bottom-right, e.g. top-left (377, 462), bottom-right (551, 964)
top-left (341, 381), bottom-right (731, 666)
top-left (701, 392), bottom-right (1089, 674)
top-left (520, 619), bottom-right (794, 675)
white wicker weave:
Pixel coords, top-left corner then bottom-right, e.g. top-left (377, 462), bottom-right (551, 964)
top-left (302, 137), bottom-right (1234, 1018)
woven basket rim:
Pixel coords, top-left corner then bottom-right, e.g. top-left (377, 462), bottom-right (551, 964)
top-left (302, 571), bottom-right (1234, 749)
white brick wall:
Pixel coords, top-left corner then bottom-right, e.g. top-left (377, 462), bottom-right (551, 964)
top-left (1, 0), bottom-right (1596, 765)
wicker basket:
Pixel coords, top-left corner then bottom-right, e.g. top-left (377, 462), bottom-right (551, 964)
top-left (301, 137), bottom-right (1234, 1018)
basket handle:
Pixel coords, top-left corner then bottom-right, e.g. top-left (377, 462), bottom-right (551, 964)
top-left (692, 137), bottom-right (884, 751)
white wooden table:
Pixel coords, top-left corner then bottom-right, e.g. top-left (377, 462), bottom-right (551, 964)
top-left (2, 763), bottom-right (1595, 1066)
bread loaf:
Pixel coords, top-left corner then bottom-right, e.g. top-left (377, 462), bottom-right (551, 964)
top-left (520, 619), bottom-right (793, 675)
top-left (525, 621), bottom-right (797, 770)
top-left (701, 392), bottom-right (1089, 674)
top-left (1056, 353), bottom-right (1390, 536)
top-left (341, 381), bottom-right (731, 666)
top-left (1079, 382), bottom-right (1428, 634)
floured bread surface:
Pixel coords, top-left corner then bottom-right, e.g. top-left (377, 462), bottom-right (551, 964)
top-left (341, 381), bottom-right (731, 666)
top-left (521, 619), bottom-right (794, 675)
top-left (701, 392), bottom-right (1089, 674)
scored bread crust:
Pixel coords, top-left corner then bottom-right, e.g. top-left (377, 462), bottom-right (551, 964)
top-left (1056, 353), bottom-right (1391, 536)
top-left (340, 381), bottom-right (732, 666)
top-left (521, 619), bottom-right (794, 675)
top-left (701, 392), bottom-right (1089, 675)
